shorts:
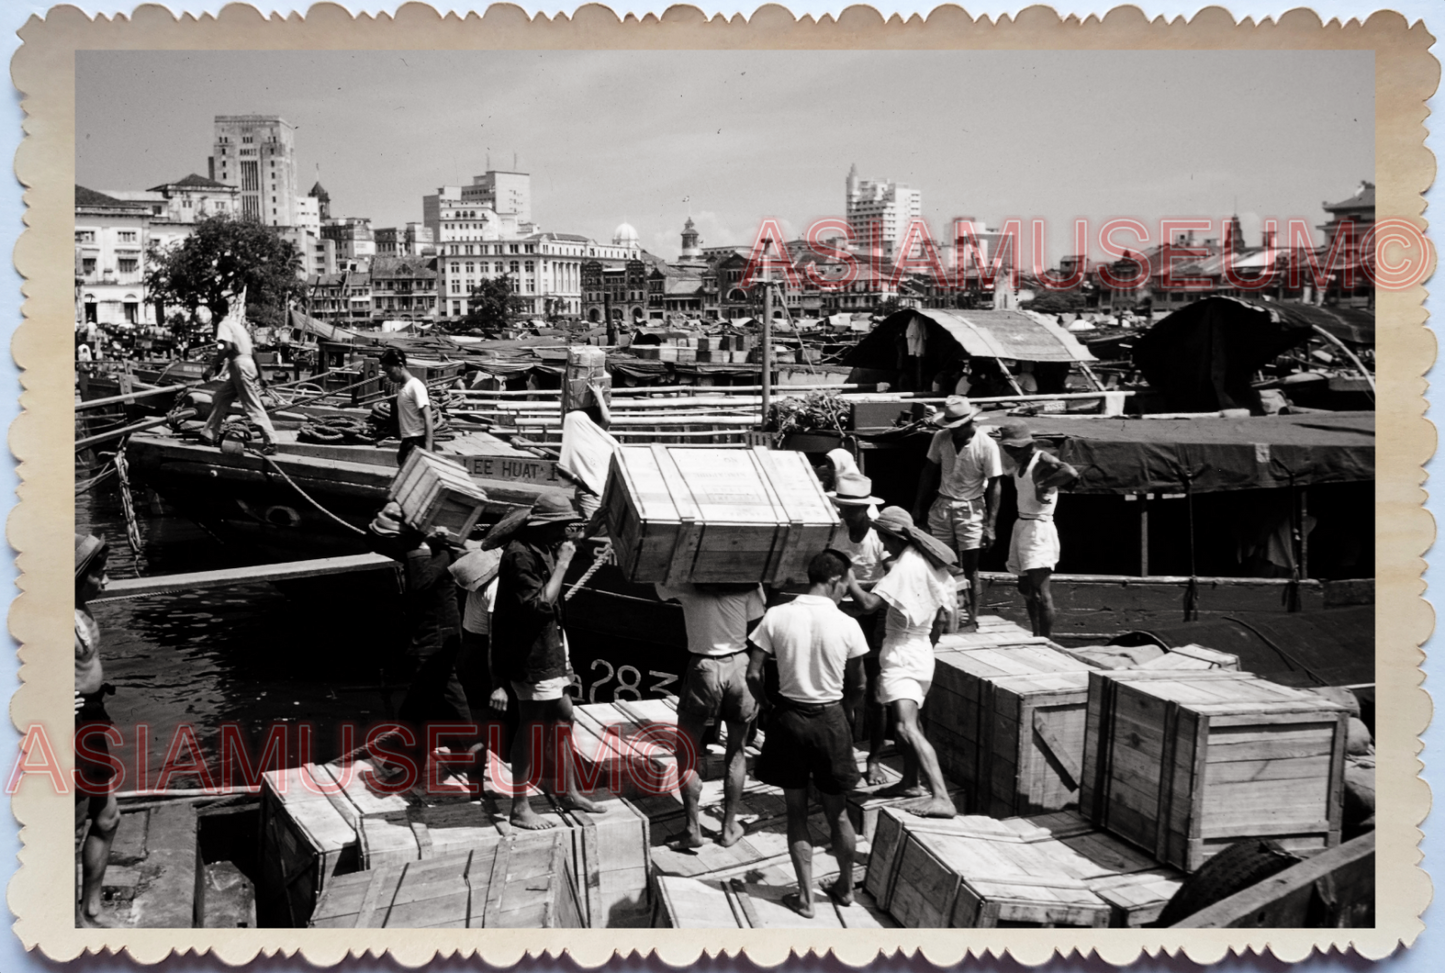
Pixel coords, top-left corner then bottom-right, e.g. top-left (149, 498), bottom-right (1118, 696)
top-left (678, 651), bottom-right (759, 725)
top-left (878, 637), bottom-right (936, 706)
top-left (928, 495), bottom-right (987, 553)
top-left (511, 674), bottom-right (572, 702)
top-left (755, 701), bottom-right (860, 795)
top-left (1007, 518), bottom-right (1061, 575)
top-left (74, 695), bottom-right (116, 798)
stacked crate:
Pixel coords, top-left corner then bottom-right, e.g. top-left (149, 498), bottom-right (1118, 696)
top-left (923, 641), bottom-right (1097, 816)
top-left (1080, 669), bottom-right (1350, 871)
top-left (864, 807), bottom-right (1183, 928)
top-left (388, 448), bottom-right (489, 536)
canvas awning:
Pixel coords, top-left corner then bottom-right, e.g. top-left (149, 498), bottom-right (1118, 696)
top-left (842, 308), bottom-right (1097, 370)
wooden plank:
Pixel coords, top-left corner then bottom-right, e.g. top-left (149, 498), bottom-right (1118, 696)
top-left (92, 553), bottom-right (397, 602)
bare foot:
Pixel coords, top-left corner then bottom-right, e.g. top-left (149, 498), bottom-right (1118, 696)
top-left (875, 782), bottom-right (928, 799)
top-left (907, 797), bottom-right (958, 819)
top-left (718, 820), bottom-right (746, 847)
top-left (864, 763), bottom-right (891, 787)
top-left (77, 909), bottom-right (116, 928)
top-left (557, 792), bottom-right (603, 813)
top-left (783, 891), bottom-right (815, 919)
top-left (826, 877), bottom-right (854, 908)
top-left (669, 828), bottom-right (706, 852)
top-left (511, 804), bottom-right (556, 830)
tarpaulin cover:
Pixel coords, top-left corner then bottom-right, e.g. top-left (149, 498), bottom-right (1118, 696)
top-left (1132, 297), bottom-right (1374, 413)
top-left (989, 411), bottom-right (1375, 495)
top-left (842, 308), bottom-right (1097, 369)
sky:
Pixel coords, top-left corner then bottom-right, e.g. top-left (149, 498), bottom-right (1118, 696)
top-left (76, 49), bottom-right (1374, 265)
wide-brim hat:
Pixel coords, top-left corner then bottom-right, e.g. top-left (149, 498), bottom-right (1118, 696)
top-left (828, 469), bottom-right (883, 507)
top-left (75, 532), bottom-right (108, 579)
top-left (933, 395), bottom-right (982, 429)
top-left (993, 421), bottom-right (1035, 448)
top-left (368, 501), bottom-right (406, 538)
top-left (450, 549), bottom-right (503, 591)
top-left (871, 506), bottom-right (958, 569)
top-left (526, 494), bottom-right (584, 527)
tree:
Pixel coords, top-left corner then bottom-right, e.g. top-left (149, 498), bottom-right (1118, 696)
top-left (144, 215), bottom-right (304, 331)
top-left (456, 273), bottom-right (528, 333)
top-left (873, 296), bottom-right (904, 318)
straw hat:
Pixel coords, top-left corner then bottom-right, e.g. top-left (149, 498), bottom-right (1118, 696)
top-left (871, 506), bottom-right (958, 568)
top-left (75, 532), bottom-right (108, 579)
top-left (932, 395), bottom-right (982, 429)
top-left (368, 501), bottom-right (406, 538)
top-left (993, 421), bottom-right (1036, 448)
top-left (526, 494), bottom-right (583, 527)
top-left (828, 469), bottom-right (884, 507)
top-left (450, 549), bottom-right (503, 592)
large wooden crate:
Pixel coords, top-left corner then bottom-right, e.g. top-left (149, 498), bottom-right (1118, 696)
top-left (388, 447), bottom-right (488, 537)
top-left (653, 876), bottom-right (897, 929)
top-left (924, 643), bottom-right (1097, 816)
top-left (865, 807), bottom-right (1183, 928)
top-left (602, 444), bottom-right (839, 585)
top-left (308, 835), bottom-right (584, 928)
top-left (562, 345), bottom-right (611, 415)
top-left (1080, 669), bottom-right (1350, 872)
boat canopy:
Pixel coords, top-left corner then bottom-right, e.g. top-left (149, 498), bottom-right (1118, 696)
top-left (984, 411), bottom-right (1375, 495)
top-left (288, 309), bottom-right (361, 343)
top-left (1132, 297), bottom-right (1374, 413)
top-left (842, 308), bottom-right (1098, 369)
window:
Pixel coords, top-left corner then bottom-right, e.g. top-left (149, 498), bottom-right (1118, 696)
top-left (465, 262), bottom-right (474, 274)
top-left (81, 257), bottom-right (96, 276)
top-left (117, 257), bottom-right (138, 274)
top-left (123, 302), bottom-right (138, 324)
top-left (450, 281), bottom-right (460, 294)
top-left (242, 161), bottom-right (259, 191)
top-left (524, 261), bottom-right (534, 273)
top-left (75, 230), bottom-right (95, 244)
top-left (510, 261), bottom-right (520, 274)
top-left (494, 245), bottom-right (503, 255)
top-left (494, 262), bottom-right (503, 274)
top-left (465, 245), bottom-right (474, 256)
top-left (117, 230), bottom-right (137, 243)
top-left (509, 244), bottom-right (519, 254)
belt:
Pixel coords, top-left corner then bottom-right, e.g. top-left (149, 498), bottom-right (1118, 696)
top-left (1017, 514), bottom-right (1054, 522)
top-left (693, 648), bottom-right (748, 660)
top-left (774, 698), bottom-right (841, 717)
top-left (937, 494), bottom-right (983, 504)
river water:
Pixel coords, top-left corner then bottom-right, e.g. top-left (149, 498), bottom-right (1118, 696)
top-left (78, 482), bottom-right (404, 790)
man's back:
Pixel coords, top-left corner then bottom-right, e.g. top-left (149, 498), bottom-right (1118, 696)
top-left (750, 595), bottom-right (868, 705)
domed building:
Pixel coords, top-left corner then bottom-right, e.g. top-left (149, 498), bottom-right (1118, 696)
top-left (612, 222), bottom-right (640, 248)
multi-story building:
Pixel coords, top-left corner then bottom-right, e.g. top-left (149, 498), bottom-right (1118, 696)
top-left (581, 257), bottom-right (651, 324)
top-left (368, 256), bottom-right (438, 321)
top-left (375, 223), bottom-right (436, 259)
top-left (423, 170), bottom-right (533, 241)
top-left (209, 115), bottom-right (300, 227)
top-left (845, 164), bottom-right (922, 258)
top-left (294, 196), bottom-right (321, 234)
top-left (308, 181), bottom-right (331, 221)
top-left (75, 185), bottom-right (154, 326)
top-left (305, 270), bottom-right (373, 325)
top-left (321, 217), bottom-right (376, 270)
top-left (1319, 181), bottom-right (1374, 307)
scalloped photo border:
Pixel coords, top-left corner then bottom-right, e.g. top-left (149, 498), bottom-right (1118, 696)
top-left (9, 3), bottom-right (1436, 965)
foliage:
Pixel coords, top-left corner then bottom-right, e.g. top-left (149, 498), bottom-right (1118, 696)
top-left (873, 297), bottom-right (904, 318)
top-left (452, 273), bottom-right (528, 333)
top-left (143, 215), bottom-right (304, 330)
top-left (1020, 290), bottom-right (1088, 314)
top-left (766, 391), bottom-right (849, 438)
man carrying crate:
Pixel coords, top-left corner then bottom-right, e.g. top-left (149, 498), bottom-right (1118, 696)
top-left (380, 347), bottom-right (434, 465)
top-left (993, 421), bottom-right (1078, 639)
top-left (654, 580), bottom-right (766, 850)
top-left (746, 550), bottom-right (870, 918)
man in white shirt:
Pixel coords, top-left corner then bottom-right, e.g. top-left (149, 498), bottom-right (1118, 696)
top-left (381, 347), bottom-right (434, 465)
top-left (746, 551), bottom-right (870, 918)
top-left (655, 581), bottom-right (766, 850)
top-left (198, 301), bottom-right (278, 455)
top-left (913, 395), bottom-right (1003, 628)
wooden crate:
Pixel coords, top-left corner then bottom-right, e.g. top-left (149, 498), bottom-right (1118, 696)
top-left (602, 444), bottom-right (839, 585)
top-left (1080, 669), bottom-right (1350, 872)
top-left (388, 448), bottom-right (488, 536)
top-left (562, 345), bottom-right (611, 416)
top-left (554, 789), bottom-right (653, 928)
top-left (308, 836), bottom-right (584, 928)
top-left (924, 643), bottom-right (1096, 816)
top-left (866, 808), bottom-right (1183, 928)
top-left (652, 877), bottom-right (896, 929)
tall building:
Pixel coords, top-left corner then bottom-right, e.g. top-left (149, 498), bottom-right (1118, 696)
top-left (75, 185), bottom-right (155, 326)
top-left (423, 170), bottom-right (533, 241)
top-left (209, 115), bottom-right (299, 227)
top-left (675, 216), bottom-right (706, 267)
top-left (845, 164), bottom-right (922, 257)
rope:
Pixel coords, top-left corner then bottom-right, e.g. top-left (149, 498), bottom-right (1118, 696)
top-left (1182, 474), bottom-right (1199, 622)
top-left (564, 541), bottom-right (612, 601)
top-left (113, 443), bottom-right (146, 561)
top-left (1220, 615), bottom-right (1326, 685)
top-left (247, 447), bottom-right (368, 536)
top-left (75, 464), bottom-right (116, 494)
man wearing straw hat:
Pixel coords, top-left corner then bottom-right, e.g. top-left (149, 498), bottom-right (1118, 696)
top-left (993, 420), bottom-right (1078, 638)
top-left (74, 533), bottom-right (120, 926)
top-left (493, 494), bottom-right (602, 828)
top-left (852, 507), bottom-right (959, 819)
top-left (197, 294), bottom-right (278, 455)
top-left (913, 395), bottom-right (1003, 629)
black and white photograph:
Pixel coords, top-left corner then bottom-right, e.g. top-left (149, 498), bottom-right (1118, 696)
top-left (64, 41), bottom-right (1391, 936)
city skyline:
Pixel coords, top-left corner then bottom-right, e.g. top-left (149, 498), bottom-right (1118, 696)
top-left (77, 49), bottom-right (1373, 264)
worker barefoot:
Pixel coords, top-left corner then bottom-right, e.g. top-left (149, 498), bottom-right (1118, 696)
top-left (994, 422), bottom-right (1078, 639)
top-left (75, 534), bottom-right (121, 927)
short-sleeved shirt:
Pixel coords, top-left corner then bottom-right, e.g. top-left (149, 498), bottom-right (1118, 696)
top-left (927, 428), bottom-right (1003, 502)
top-left (217, 315), bottom-right (254, 359)
top-left (396, 376), bottom-right (431, 439)
top-left (462, 577), bottom-right (499, 635)
top-left (656, 583), bottom-right (766, 657)
top-left (831, 527), bottom-right (887, 585)
top-left (748, 595), bottom-right (869, 705)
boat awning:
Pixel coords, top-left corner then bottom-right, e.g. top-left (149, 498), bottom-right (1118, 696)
top-left (841, 308), bottom-right (1097, 369)
top-left (288, 309), bottom-right (360, 342)
top-left (998, 411), bottom-right (1375, 494)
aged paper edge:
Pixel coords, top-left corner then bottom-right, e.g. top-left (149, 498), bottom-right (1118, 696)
top-left (8, 2), bottom-right (1436, 965)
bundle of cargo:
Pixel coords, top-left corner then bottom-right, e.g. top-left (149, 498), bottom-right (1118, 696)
top-left (1080, 668), bottom-right (1350, 871)
top-left (561, 345), bottom-right (611, 415)
top-left (308, 836), bottom-right (584, 928)
top-left (653, 876), bottom-right (897, 929)
top-left (923, 641), bottom-right (1097, 816)
top-left (602, 444), bottom-right (839, 585)
top-left (388, 447), bottom-right (489, 537)
top-left (864, 808), bottom-right (1183, 928)
top-left (1053, 642), bottom-right (1242, 671)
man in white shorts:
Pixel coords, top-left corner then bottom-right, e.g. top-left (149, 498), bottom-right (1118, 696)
top-left (848, 507), bottom-right (958, 819)
top-left (913, 396), bottom-right (1003, 628)
top-left (994, 421), bottom-right (1078, 638)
